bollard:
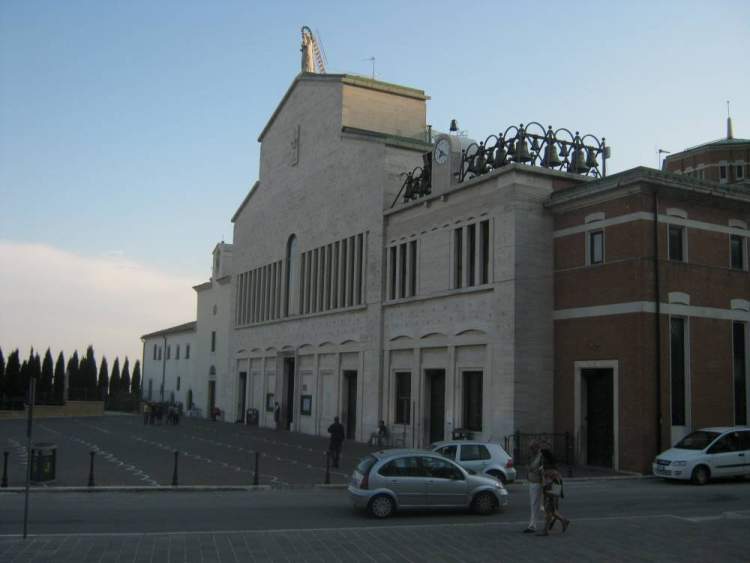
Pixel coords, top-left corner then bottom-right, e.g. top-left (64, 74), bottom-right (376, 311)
top-left (172, 451), bottom-right (179, 486)
top-left (88, 451), bottom-right (95, 487)
top-left (324, 450), bottom-right (331, 485)
top-left (1, 451), bottom-right (8, 488)
top-left (253, 451), bottom-right (259, 486)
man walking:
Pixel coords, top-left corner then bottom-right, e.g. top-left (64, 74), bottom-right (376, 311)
top-left (327, 416), bottom-right (345, 468)
top-left (522, 440), bottom-right (544, 534)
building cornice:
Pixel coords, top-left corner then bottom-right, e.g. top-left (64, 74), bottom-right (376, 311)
top-left (141, 321), bottom-right (197, 340)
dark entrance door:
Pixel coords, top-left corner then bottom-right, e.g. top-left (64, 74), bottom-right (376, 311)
top-left (208, 381), bottom-right (216, 416)
top-left (583, 368), bottom-right (614, 467)
top-left (426, 369), bottom-right (446, 443)
top-left (238, 372), bottom-right (247, 423)
top-left (343, 371), bottom-right (357, 439)
top-left (284, 358), bottom-right (295, 430)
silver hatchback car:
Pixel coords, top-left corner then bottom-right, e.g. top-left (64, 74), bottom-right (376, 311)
top-left (349, 449), bottom-right (508, 518)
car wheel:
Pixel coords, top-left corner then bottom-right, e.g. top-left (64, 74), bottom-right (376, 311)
top-left (487, 470), bottom-right (506, 485)
top-left (368, 495), bottom-right (395, 519)
top-left (472, 491), bottom-right (498, 515)
top-left (691, 465), bottom-right (710, 486)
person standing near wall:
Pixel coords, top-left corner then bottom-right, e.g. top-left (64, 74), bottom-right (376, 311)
top-left (273, 402), bottom-right (281, 430)
top-left (327, 416), bottom-right (345, 468)
top-left (522, 440), bottom-right (544, 534)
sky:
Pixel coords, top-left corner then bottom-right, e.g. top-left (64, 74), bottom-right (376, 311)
top-left (1, 0), bottom-right (749, 364)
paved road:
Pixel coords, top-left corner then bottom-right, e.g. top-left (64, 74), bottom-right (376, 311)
top-left (1, 478), bottom-right (748, 561)
top-left (0, 415), bottom-right (379, 487)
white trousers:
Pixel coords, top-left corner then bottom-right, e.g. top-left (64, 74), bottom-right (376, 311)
top-left (528, 483), bottom-right (543, 529)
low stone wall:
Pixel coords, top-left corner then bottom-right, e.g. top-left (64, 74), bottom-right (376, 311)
top-left (0, 401), bottom-right (105, 419)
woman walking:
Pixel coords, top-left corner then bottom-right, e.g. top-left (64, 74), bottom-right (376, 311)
top-left (537, 448), bottom-right (570, 536)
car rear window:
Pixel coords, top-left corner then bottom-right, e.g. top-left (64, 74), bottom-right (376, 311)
top-left (355, 455), bottom-right (377, 475)
top-left (674, 431), bottom-right (721, 450)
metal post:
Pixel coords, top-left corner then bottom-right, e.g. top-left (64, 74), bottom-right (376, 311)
top-left (513, 429), bottom-right (521, 466)
top-left (565, 432), bottom-right (573, 478)
top-left (23, 374), bottom-right (36, 540)
top-left (253, 451), bottom-right (259, 486)
top-left (1, 451), bottom-right (8, 487)
top-left (88, 451), bottom-right (95, 487)
top-left (324, 450), bottom-right (330, 485)
top-left (171, 451), bottom-right (179, 486)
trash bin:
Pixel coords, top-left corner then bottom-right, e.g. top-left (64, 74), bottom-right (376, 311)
top-left (246, 408), bottom-right (259, 426)
top-left (30, 442), bottom-right (56, 483)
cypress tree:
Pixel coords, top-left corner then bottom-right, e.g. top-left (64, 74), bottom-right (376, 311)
top-left (5, 350), bottom-right (21, 399)
top-left (67, 351), bottom-right (80, 399)
top-left (40, 349), bottom-right (54, 401)
top-left (0, 347), bottom-right (5, 399)
top-left (121, 358), bottom-right (131, 394)
top-left (53, 351), bottom-right (66, 403)
top-left (84, 345), bottom-right (97, 396)
top-left (110, 358), bottom-right (121, 396)
top-left (97, 357), bottom-right (109, 400)
top-left (131, 360), bottom-right (142, 397)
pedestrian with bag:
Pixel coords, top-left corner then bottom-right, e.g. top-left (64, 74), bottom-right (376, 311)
top-left (537, 448), bottom-right (570, 536)
top-left (273, 402), bottom-right (281, 430)
top-left (327, 416), bottom-right (345, 468)
top-left (522, 440), bottom-right (544, 534)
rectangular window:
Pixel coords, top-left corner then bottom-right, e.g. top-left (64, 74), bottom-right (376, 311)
top-left (720, 165), bottom-right (727, 180)
top-left (395, 372), bottom-right (411, 424)
top-left (348, 236), bottom-right (355, 306)
top-left (670, 317), bottom-right (687, 426)
top-left (480, 220), bottom-right (490, 284)
top-left (399, 243), bottom-right (407, 298)
top-left (177, 376), bottom-right (181, 391)
top-left (340, 239), bottom-right (348, 307)
top-left (463, 371), bottom-right (483, 431)
top-left (331, 242), bottom-right (339, 309)
top-left (409, 240), bottom-right (417, 297)
top-left (211, 331), bottom-right (216, 353)
top-left (737, 165), bottom-right (744, 180)
top-left (467, 223), bottom-right (476, 287)
top-left (734, 322), bottom-right (747, 425)
top-left (158, 347), bottom-right (162, 361)
top-left (356, 234), bottom-right (364, 305)
top-left (185, 344), bottom-right (190, 359)
top-left (454, 228), bottom-right (463, 289)
top-left (167, 346), bottom-right (171, 360)
top-left (668, 225), bottom-right (684, 261)
top-left (389, 246), bottom-right (397, 300)
top-left (589, 230), bottom-right (604, 265)
top-left (153, 344), bottom-right (157, 361)
top-left (176, 345), bottom-right (180, 360)
top-left (730, 235), bottom-right (745, 270)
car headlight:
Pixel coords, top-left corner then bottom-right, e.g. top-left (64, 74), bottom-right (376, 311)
top-left (672, 461), bottom-right (687, 467)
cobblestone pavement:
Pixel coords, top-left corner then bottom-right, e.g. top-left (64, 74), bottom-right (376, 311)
top-left (0, 511), bottom-right (748, 563)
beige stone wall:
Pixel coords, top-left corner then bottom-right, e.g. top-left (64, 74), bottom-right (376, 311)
top-left (342, 83), bottom-right (426, 140)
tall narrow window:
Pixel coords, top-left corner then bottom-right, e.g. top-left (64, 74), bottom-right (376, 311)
top-left (185, 344), bottom-right (190, 359)
top-left (670, 317), bottom-right (687, 426)
top-left (311, 249), bottom-right (319, 313)
top-left (730, 235), bottom-right (745, 270)
top-left (167, 346), bottom-right (171, 360)
top-left (389, 246), bottom-right (397, 300)
top-left (737, 165), bottom-right (745, 180)
top-left (454, 228), bottom-right (463, 289)
top-left (734, 322), bottom-right (747, 425)
top-left (158, 347), bottom-right (162, 361)
top-left (668, 225), bottom-right (684, 262)
top-left (176, 345), bottom-right (180, 360)
top-left (467, 224), bottom-right (476, 287)
top-left (177, 376), bottom-right (181, 391)
top-left (356, 234), bottom-right (364, 305)
top-left (348, 236), bottom-right (355, 306)
top-left (480, 220), bottom-right (490, 284)
top-left (153, 344), bottom-right (157, 361)
top-left (409, 240), bottom-right (417, 297)
top-left (211, 331), bottom-right (216, 353)
top-left (589, 230), bottom-right (604, 265)
top-left (340, 239), bottom-right (348, 306)
top-left (332, 242), bottom-right (339, 308)
top-left (395, 372), bottom-right (411, 424)
top-left (720, 165), bottom-right (727, 181)
top-left (399, 243), bottom-right (407, 298)
top-left (463, 371), bottom-right (483, 431)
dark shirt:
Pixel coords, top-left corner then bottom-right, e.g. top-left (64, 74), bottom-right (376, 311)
top-left (328, 422), bottom-right (345, 445)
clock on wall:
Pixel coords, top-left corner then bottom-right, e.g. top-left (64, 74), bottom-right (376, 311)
top-left (434, 138), bottom-right (450, 164)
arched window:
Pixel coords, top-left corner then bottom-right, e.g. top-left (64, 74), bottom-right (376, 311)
top-left (209, 365), bottom-right (216, 377)
top-left (286, 235), bottom-right (300, 316)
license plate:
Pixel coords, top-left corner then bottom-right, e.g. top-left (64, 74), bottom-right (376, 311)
top-left (655, 467), bottom-right (671, 476)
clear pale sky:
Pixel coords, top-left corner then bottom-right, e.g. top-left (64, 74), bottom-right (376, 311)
top-left (1, 0), bottom-right (749, 364)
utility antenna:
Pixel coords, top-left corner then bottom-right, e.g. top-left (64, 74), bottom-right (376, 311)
top-left (657, 148), bottom-right (670, 169)
top-left (363, 56), bottom-right (375, 79)
top-left (726, 100), bottom-right (734, 139)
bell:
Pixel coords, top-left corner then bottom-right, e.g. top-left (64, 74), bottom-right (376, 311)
top-left (573, 147), bottom-right (589, 173)
top-left (493, 143), bottom-right (508, 167)
top-left (530, 137), bottom-right (541, 152)
top-left (542, 143), bottom-right (562, 168)
top-left (403, 175), bottom-right (414, 200)
top-left (475, 143), bottom-right (487, 174)
top-left (449, 119), bottom-right (459, 133)
top-left (513, 137), bottom-right (531, 162)
top-left (585, 148), bottom-right (598, 169)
